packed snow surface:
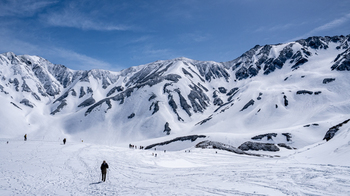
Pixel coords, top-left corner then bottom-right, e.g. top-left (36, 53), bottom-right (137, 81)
top-left (1, 137), bottom-right (350, 195)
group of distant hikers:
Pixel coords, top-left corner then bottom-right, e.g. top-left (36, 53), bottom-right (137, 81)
top-left (129, 144), bottom-right (144, 149)
top-left (21, 134), bottom-right (109, 182)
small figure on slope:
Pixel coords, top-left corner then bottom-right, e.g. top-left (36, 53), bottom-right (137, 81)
top-left (24, 134), bottom-right (27, 141)
top-left (63, 138), bottom-right (66, 145)
top-left (100, 160), bottom-right (109, 182)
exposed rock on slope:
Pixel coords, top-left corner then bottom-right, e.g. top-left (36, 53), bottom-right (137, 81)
top-left (1, 35), bottom-right (350, 143)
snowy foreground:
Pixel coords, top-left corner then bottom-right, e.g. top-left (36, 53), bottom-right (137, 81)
top-left (1, 139), bottom-right (350, 196)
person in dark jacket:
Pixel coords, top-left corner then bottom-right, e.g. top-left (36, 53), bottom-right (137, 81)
top-left (24, 134), bottom-right (27, 141)
top-left (100, 160), bottom-right (109, 182)
top-left (63, 138), bottom-right (66, 145)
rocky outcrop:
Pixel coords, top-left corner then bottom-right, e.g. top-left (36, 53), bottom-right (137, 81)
top-left (77, 97), bottom-right (96, 108)
top-left (331, 48), bottom-right (350, 71)
top-left (323, 78), bottom-right (336, 84)
top-left (238, 141), bottom-right (280, 152)
top-left (195, 140), bottom-right (276, 157)
top-left (145, 135), bottom-right (206, 150)
top-left (240, 99), bottom-right (255, 111)
top-left (163, 122), bottom-right (171, 135)
top-left (51, 100), bottom-right (67, 115)
top-left (20, 98), bottom-right (35, 108)
top-left (296, 90), bottom-right (313, 95)
top-left (323, 119), bottom-right (350, 141)
top-left (128, 113), bottom-right (135, 119)
top-left (251, 133), bottom-right (277, 140)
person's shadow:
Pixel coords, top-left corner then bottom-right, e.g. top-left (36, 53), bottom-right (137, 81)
top-left (89, 181), bottom-right (103, 185)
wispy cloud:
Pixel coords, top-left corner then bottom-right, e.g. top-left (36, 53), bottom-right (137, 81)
top-left (44, 12), bottom-right (130, 31)
top-left (0, 29), bottom-right (119, 71)
top-left (41, 3), bottom-right (131, 31)
top-left (255, 23), bottom-right (296, 33)
top-left (50, 48), bottom-right (118, 71)
top-left (0, 0), bottom-right (57, 17)
top-left (291, 13), bottom-right (350, 41)
top-left (179, 32), bottom-right (211, 43)
top-left (307, 13), bottom-right (350, 35)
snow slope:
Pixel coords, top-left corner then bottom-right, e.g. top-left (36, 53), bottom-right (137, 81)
top-left (1, 34), bottom-right (350, 195)
top-left (0, 138), bottom-right (349, 195)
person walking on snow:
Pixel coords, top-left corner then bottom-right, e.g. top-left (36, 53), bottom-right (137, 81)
top-left (63, 138), bottom-right (66, 145)
top-left (24, 134), bottom-right (27, 141)
top-left (100, 160), bottom-right (109, 182)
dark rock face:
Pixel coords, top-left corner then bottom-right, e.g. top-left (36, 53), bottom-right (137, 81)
top-left (188, 84), bottom-right (209, 113)
top-left (282, 133), bottom-right (292, 142)
top-left (213, 97), bottom-right (223, 106)
top-left (227, 87), bottom-right (239, 96)
top-left (51, 100), bottom-right (67, 115)
top-left (196, 140), bottom-right (275, 158)
top-left (323, 119), bottom-right (350, 141)
top-left (192, 62), bottom-right (230, 82)
top-left (11, 102), bottom-right (22, 110)
top-left (240, 99), bottom-right (255, 111)
top-left (296, 36), bottom-right (330, 50)
top-left (85, 98), bottom-right (112, 116)
top-left (235, 67), bottom-right (249, 80)
top-left (20, 98), bottom-right (34, 108)
top-left (227, 87), bottom-right (239, 102)
top-left (9, 78), bottom-right (20, 91)
top-left (106, 86), bottom-right (124, 97)
top-left (79, 87), bottom-right (86, 98)
top-left (196, 140), bottom-right (245, 154)
top-left (145, 135), bottom-right (206, 149)
top-left (32, 92), bottom-right (41, 101)
top-left (148, 93), bottom-right (157, 101)
top-left (182, 68), bottom-right (193, 78)
top-left (263, 44), bottom-right (293, 75)
top-left (331, 48), bottom-right (350, 71)
top-left (163, 122), bottom-right (171, 135)
top-left (168, 94), bottom-right (183, 121)
top-left (196, 115), bottom-right (213, 125)
top-left (21, 80), bottom-right (31, 92)
top-left (78, 97), bottom-right (96, 108)
top-left (150, 101), bottom-right (159, 115)
top-left (128, 113), bottom-right (135, 119)
top-left (283, 95), bottom-right (288, 106)
top-left (174, 89), bottom-right (192, 116)
top-left (71, 89), bottom-right (76, 96)
top-left (277, 143), bottom-right (295, 150)
top-left (323, 78), bottom-right (336, 84)
top-left (238, 141), bottom-right (280, 152)
top-left (296, 90), bottom-right (313, 95)
top-left (251, 133), bottom-right (277, 140)
top-left (54, 89), bottom-right (75, 104)
top-left (218, 87), bottom-right (227, 94)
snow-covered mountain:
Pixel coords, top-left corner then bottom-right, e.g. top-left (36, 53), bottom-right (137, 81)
top-left (1, 35), bottom-right (350, 151)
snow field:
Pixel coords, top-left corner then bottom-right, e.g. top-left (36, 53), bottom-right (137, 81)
top-left (1, 139), bottom-right (350, 196)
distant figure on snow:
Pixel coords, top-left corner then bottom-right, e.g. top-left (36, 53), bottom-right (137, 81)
top-left (24, 134), bottom-right (27, 141)
top-left (63, 138), bottom-right (66, 145)
top-left (100, 160), bottom-right (109, 182)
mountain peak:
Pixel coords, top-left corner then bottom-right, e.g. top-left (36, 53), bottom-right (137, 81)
top-left (1, 35), bottom-right (350, 147)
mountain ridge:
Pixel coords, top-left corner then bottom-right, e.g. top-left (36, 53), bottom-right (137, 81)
top-left (1, 35), bottom-right (350, 148)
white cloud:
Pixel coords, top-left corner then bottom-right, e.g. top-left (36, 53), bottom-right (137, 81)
top-left (0, 30), bottom-right (119, 71)
top-left (291, 13), bottom-right (350, 41)
top-left (308, 13), bottom-right (350, 34)
top-left (0, 0), bottom-right (57, 17)
top-left (50, 48), bottom-right (118, 71)
top-left (42, 7), bottom-right (131, 31)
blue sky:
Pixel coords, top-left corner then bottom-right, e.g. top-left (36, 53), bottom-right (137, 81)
top-left (0, 0), bottom-right (349, 71)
